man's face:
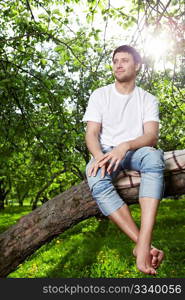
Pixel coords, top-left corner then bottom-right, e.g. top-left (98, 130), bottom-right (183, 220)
top-left (112, 52), bottom-right (139, 83)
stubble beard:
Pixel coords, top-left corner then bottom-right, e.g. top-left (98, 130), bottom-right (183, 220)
top-left (114, 72), bottom-right (135, 83)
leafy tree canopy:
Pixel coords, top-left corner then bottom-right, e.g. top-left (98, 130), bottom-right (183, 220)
top-left (0, 0), bottom-right (184, 208)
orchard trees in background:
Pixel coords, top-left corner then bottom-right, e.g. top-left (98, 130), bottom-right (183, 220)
top-left (0, 0), bottom-right (184, 209)
top-left (0, 0), bottom-right (113, 208)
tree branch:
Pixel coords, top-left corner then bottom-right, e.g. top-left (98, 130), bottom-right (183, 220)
top-left (32, 169), bottom-right (66, 209)
top-left (26, 0), bottom-right (36, 22)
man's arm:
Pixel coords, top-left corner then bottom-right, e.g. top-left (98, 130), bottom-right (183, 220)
top-left (85, 121), bottom-right (103, 160)
top-left (98, 121), bottom-right (159, 173)
top-left (125, 121), bottom-right (159, 150)
top-left (85, 121), bottom-right (107, 177)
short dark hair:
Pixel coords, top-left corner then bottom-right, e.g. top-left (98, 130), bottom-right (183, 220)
top-left (112, 45), bottom-right (142, 65)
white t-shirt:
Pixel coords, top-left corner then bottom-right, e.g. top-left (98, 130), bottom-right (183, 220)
top-left (83, 83), bottom-right (159, 147)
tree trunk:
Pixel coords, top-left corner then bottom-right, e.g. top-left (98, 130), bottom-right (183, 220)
top-left (0, 196), bottom-right (5, 211)
top-left (0, 180), bottom-right (9, 211)
top-left (0, 172), bottom-right (185, 277)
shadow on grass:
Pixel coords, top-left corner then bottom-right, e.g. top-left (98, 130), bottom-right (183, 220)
top-left (43, 215), bottom-right (136, 278)
top-left (45, 217), bottom-right (111, 277)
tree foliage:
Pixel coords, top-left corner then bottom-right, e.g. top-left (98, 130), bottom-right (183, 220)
top-left (0, 0), bottom-right (184, 209)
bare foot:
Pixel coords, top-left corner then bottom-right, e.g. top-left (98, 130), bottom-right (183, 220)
top-left (135, 244), bottom-right (157, 275)
top-left (150, 247), bottom-right (164, 269)
top-left (133, 246), bottom-right (164, 270)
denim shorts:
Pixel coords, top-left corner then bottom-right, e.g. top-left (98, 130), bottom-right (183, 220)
top-left (86, 146), bottom-right (165, 216)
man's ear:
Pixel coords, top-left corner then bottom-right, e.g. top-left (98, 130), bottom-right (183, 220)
top-left (135, 63), bottom-right (141, 72)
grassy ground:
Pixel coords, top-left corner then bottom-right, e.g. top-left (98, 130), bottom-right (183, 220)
top-left (1, 197), bottom-right (185, 278)
top-left (0, 205), bottom-right (32, 234)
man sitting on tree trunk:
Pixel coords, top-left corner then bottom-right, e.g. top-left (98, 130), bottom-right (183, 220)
top-left (83, 45), bottom-right (165, 275)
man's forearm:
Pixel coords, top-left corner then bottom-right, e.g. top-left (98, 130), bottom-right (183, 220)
top-left (119, 133), bottom-right (158, 152)
top-left (85, 132), bottom-right (103, 160)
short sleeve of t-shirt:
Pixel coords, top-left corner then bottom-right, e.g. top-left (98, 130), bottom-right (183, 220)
top-left (143, 95), bottom-right (159, 123)
top-left (82, 90), bottom-right (102, 123)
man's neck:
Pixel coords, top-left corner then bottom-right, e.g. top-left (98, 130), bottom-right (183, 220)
top-left (115, 80), bottom-right (135, 95)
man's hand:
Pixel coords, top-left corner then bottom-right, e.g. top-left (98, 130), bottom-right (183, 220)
top-left (98, 143), bottom-right (130, 174)
top-left (88, 153), bottom-right (108, 178)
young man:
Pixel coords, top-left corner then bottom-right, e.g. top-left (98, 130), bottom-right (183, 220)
top-left (83, 45), bottom-right (165, 275)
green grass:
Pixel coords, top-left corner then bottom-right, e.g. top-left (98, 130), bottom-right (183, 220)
top-left (0, 205), bottom-right (32, 234)
top-left (1, 197), bottom-right (185, 278)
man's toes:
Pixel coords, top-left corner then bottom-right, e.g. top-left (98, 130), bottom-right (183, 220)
top-left (137, 265), bottom-right (151, 274)
top-left (151, 248), bottom-right (164, 268)
top-left (152, 256), bottom-right (158, 268)
top-left (150, 248), bottom-right (158, 268)
top-left (150, 248), bottom-right (159, 256)
top-left (150, 267), bottom-right (157, 275)
top-left (137, 261), bottom-right (155, 275)
top-left (158, 250), bottom-right (164, 261)
top-left (156, 250), bottom-right (164, 267)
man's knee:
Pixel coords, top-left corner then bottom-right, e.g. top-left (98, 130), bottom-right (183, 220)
top-left (92, 179), bottom-right (114, 198)
top-left (86, 162), bottom-right (111, 194)
top-left (140, 147), bottom-right (165, 173)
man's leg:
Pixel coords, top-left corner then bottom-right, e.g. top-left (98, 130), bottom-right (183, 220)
top-left (108, 204), bottom-right (164, 274)
top-left (108, 147), bottom-right (165, 274)
top-left (108, 204), bottom-right (139, 242)
top-left (134, 197), bottom-right (160, 275)
top-left (132, 147), bottom-right (165, 274)
top-left (86, 156), bottom-right (140, 242)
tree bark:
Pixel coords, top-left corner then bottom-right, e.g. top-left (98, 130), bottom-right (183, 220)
top-left (0, 179), bottom-right (9, 211)
top-left (0, 171), bottom-right (185, 277)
